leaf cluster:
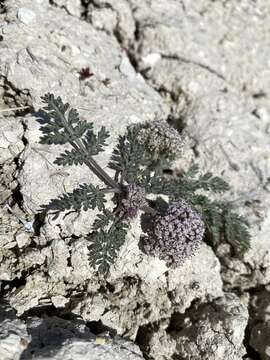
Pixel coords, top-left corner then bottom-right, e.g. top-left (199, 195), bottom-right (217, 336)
top-left (112, 128), bottom-right (251, 253)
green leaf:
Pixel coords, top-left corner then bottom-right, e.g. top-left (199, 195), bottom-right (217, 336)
top-left (83, 126), bottom-right (110, 156)
top-left (223, 208), bottom-right (251, 252)
top-left (88, 216), bottom-right (128, 273)
top-left (40, 183), bottom-right (107, 219)
top-left (39, 93), bottom-right (95, 145)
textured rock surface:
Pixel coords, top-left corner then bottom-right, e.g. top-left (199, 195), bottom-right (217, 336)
top-left (20, 316), bottom-right (143, 360)
top-left (0, 0), bottom-right (270, 359)
top-left (250, 322), bottom-right (270, 360)
top-left (0, 303), bottom-right (30, 360)
top-left (173, 293), bottom-right (249, 360)
top-left (0, 116), bottom-right (24, 164)
top-left (139, 293), bottom-right (248, 360)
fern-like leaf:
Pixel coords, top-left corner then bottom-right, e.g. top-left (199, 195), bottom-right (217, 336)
top-left (39, 94), bottom-right (110, 168)
top-left (88, 215), bottom-right (128, 273)
top-left (39, 93), bottom-right (93, 145)
top-left (223, 207), bottom-right (251, 252)
top-left (40, 184), bottom-right (107, 219)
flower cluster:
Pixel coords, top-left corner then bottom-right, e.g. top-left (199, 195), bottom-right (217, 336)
top-left (120, 184), bottom-right (148, 219)
top-left (142, 199), bottom-right (205, 267)
top-left (138, 120), bottom-right (184, 158)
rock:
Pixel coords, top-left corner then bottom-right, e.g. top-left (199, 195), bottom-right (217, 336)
top-left (172, 293), bottom-right (248, 360)
top-left (250, 322), bottom-right (270, 360)
top-left (72, 242), bottom-right (222, 339)
top-left (0, 208), bottom-right (48, 282)
top-left (51, 0), bottom-right (82, 17)
top-left (8, 225), bottom-right (223, 336)
top-left (17, 7), bottom-right (36, 25)
top-left (1, 0), bottom-right (270, 358)
top-left (0, 117), bottom-right (24, 164)
top-left (84, 0), bottom-right (136, 44)
top-left (0, 163), bottom-right (17, 205)
top-left (0, 0), bottom-right (168, 236)
top-left (247, 289), bottom-right (270, 359)
top-left (0, 303), bottom-right (30, 360)
top-left (136, 293), bottom-right (248, 360)
top-left (20, 316), bottom-right (143, 360)
top-left (15, 231), bottom-right (31, 249)
top-left (128, 0), bottom-right (270, 101)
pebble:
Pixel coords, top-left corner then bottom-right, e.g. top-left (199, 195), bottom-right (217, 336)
top-left (17, 8), bottom-right (36, 25)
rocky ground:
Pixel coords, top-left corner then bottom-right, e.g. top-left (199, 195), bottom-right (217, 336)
top-left (0, 0), bottom-right (270, 359)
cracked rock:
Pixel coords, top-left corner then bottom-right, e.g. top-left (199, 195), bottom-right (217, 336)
top-left (172, 293), bottom-right (248, 360)
top-left (136, 293), bottom-right (248, 360)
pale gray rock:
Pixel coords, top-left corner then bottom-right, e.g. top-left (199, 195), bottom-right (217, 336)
top-left (1, 0), bottom-right (269, 358)
top-left (173, 293), bottom-right (248, 360)
top-left (72, 240), bottom-right (222, 339)
top-left (0, 303), bottom-right (30, 360)
top-left (51, 0), bottom-right (82, 17)
top-left (137, 293), bottom-right (248, 360)
top-left (84, 0), bottom-right (136, 44)
top-left (0, 117), bottom-right (24, 164)
top-left (128, 0), bottom-right (270, 103)
top-left (20, 316), bottom-right (143, 360)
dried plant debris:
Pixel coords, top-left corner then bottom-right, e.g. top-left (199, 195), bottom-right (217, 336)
top-left (37, 93), bottom-right (251, 273)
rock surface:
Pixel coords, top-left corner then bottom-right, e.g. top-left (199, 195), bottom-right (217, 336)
top-left (1, 0), bottom-right (270, 359)
top-left (21, 316), bottom-right (143, 360)
top-left (0, 303), bottom-right (30, 360)
top-left (139, 293), bottom-right (248, 360)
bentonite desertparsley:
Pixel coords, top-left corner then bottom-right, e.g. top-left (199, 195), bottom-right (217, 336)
top-left (138, 119), bottom-right (184, 158)
top-left (142, 199), bottom-right (205, 267)
top-left (37, 93), bottom-right (251, 273)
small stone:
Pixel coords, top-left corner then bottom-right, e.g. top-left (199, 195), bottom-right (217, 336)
top-left (51, 295), bottom-right (69, 308)
top-left (15, 231), bottom-right (31, 249)
top-left (17, 8), bottom-right (36, 25)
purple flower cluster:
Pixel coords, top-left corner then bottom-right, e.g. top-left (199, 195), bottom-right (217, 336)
top-left (142, 199), bottom-right (205, 267)
top-left (139, 120), bottom-right (184, 157)
top-left (121, 184), bottom-right (148, 219)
